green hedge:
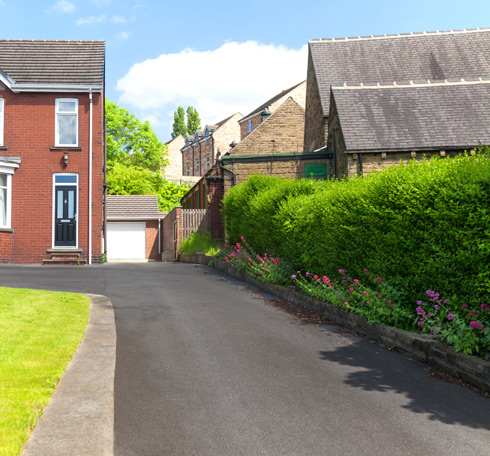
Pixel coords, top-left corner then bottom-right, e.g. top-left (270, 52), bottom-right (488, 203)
top-left (222, 153), bottom-right (490, 308)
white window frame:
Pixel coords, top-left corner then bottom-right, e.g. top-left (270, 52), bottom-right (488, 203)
top-left (0, 98), bottom-right (4, 146)
top-left (0, 161), bottom-right (19, 229)
top-left (55, 98), bottom-right (79, 147)
top-left (52, 173), bottom-right (79, 248)
top-left (247, 119), bottom-right (252, 133)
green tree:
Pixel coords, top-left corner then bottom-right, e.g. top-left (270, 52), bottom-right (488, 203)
top-left (171, 106), bottom-right (187, 138)
top-left (105, 100), bottom-right (189, 212)
top-left (106, 100), bottom-right (167, 172)
top-left (186, 106), bottom-right (201, 136)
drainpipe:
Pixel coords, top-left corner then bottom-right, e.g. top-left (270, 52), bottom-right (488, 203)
top-left (88, 90), bottom-right (93, 264)
top-left (359, 153), bottom-right (363, 176)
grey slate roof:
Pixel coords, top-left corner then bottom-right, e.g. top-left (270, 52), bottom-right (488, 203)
top-left (106, 195), bottom-right (164, 220)
top-left (241, 81), bottom-right (305, 121)
top-left (310, 29), bottom-right (490, 115)
top-left (0, 40), bottom-right (105, 87)
top-left (330, 81), bottom-right (490, 153)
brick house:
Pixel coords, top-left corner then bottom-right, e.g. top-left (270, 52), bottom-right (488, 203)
top-left (238, 81), bottom-right (306, 141)
top-left (163, 135), bottom-right (199, 185)
top-left (327, 80), bottom-right (490, 177)
top-left (0, 40), bottom-right (105, 264)
top-left (304, 28), bottom-right (490, 164)
top-left (181, 113), bottom-right (242, 177)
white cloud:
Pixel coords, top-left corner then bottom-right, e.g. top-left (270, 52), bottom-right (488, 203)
top-left (51, 0), bottom-right (75, 13)
top-left (116, 41), bottom-right (308, 137)
top-left (90, 0), bottom-right (110, 6)
top-left (115, 31), bottom-right (130, 41)
top-left (76, 14), bottom-right (106, 25)
top-left (111, 15), bottom-right (128, 23)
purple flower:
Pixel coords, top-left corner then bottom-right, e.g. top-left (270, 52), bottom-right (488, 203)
top-left (339, 269), bottom-right (345, 275)
top-left (417, 300), bottom-right (423, 306)
top-left (337, 293), bottom-right (341, 297)
top-left (470, 321), bottom-right (485, 330)
top-left (417, 321), bottom-right (425, 327)
top-left (434, 305), bottom-right (439, 310)
top-left (462, 304), bottom-right (468, 309)
top-left (447, 313), bottom-right (455, 320)
top-left (290, 274), bottom-right (296, 279)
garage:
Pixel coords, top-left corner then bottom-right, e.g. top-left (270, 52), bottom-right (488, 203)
top-left (106, 195), bottom-right (165, 262)
top-left (107, 222), bottom-right (146, 260)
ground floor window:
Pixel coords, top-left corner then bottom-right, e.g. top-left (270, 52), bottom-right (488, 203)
top-left (0, 173), bottom-right (9, 227)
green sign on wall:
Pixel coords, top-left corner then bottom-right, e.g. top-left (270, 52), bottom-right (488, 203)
top-left (305, 164), bottom-right (327, 180)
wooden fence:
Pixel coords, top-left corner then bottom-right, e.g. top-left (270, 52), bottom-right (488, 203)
top-left (182, 209), bottom-right (208, 240)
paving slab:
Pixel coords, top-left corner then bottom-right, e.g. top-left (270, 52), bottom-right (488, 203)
top-left (21, 293), bottom-right (116, 456)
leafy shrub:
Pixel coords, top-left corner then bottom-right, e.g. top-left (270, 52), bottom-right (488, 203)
top-left (222, 151), bottom-right (490, 310)
top-left (180, 231), bottom-right (219, 256)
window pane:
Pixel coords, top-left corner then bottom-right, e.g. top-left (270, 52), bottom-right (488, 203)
top-left (0, 188), bottom-right (5, 226)
top-left (58, 101), bottom-right (76, 112)
top-left (57, 190), bottom-right (64, 219)
top-left (0, 174), bottom-right (6, 187)
top-left (68, 191), bottom-right (75, 218)
top-left (58, 115), bottom-right (76, 145)
top-left (55, 175), bottom-right (77, 184)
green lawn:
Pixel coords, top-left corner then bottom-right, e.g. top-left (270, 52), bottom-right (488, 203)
top-left (0, 287), bottom-right (90, 456)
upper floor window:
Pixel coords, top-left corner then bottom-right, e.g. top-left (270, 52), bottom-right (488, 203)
top-left (206, 156), bottom-right (210, 169)
top-left (195, 160), bottom-right (200, 171)
top-left (206, 138), bottom-right (209, 145)
top-left (0, 98), bottom-right (4, 146)
top-left (247, 119), bottom-right (252, 133)
top-left (186, 164), bottom-right (190, 176)
top-left (55, 98), bottom-right (78, 147)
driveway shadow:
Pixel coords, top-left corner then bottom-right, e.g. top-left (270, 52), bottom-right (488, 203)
top-left (319, 340), bottom-right (490, 430)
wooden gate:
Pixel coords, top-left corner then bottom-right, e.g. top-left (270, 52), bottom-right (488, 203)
top-left (182, 209), bottom-right (208, 240)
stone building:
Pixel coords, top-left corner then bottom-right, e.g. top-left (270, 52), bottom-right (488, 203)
top-left (181, 113), bottom-right (242, 177)
top-left (238, 81), bottom-right (306, 141)
top-left (304, 28), bottom-right (490, 156)
top-left (327, 80), bottom-right (490, 178)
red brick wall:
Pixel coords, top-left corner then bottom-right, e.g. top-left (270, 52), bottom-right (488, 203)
top-left (145, 220), bottom-right (160, 260)
top-left (239, 113), bottom-right (262, 140)
top-left (0, 88), bottom-right (104, 263)
top-left (207, 178), bottom-right (224, 239)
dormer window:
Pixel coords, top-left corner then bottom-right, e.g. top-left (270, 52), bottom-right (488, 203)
top-left (55, 98), bottom-right (78, 147)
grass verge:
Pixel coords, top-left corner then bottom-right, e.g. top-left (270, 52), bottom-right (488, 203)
top-left (0, 287), bottom-right (90, 456)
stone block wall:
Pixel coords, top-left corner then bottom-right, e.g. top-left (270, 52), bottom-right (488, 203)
top-left (231, 98), bottom-right (305, 156)
top-left (303, 51), bottom-right (327, 152)
top-left (214, 113), bottom-right (242, 156)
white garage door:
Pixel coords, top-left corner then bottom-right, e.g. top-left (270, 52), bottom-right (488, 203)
top-left (107, 222), bottom-right (146, 260)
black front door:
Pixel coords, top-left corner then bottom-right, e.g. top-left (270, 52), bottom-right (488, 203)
top-left (55, 186), bottom-right (77, 247)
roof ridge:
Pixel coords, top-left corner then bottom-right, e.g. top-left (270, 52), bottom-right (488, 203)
top-left (310, 27), bottom-right (490, 43)
top-left (0, 39), bottom-right (105, 43)
top-left (331, 78), bottom-right (490, 90)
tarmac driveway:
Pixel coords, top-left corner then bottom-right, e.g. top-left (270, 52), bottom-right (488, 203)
top-left (1, 262), bottom-right (489, 455)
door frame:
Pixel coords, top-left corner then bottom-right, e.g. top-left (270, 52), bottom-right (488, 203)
top-left (52, 173), bottom-right (79, 249)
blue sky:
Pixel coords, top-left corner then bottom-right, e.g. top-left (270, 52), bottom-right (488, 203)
top-left (1, 0), bottom-right (489, 140)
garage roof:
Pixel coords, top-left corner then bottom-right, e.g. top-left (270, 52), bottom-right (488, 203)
top-left (107, 195), bottom-right (166, 220)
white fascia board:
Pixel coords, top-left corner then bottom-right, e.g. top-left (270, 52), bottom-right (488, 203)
top-left (11, 84), bottom-right (103, 93)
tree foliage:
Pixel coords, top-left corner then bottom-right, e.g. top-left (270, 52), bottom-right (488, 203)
top-left (105, 100), bottom-right (189, 212)
top-left (186, 106), bottom-right (201, 136)
top-left (106, 100), bottom-right (167, 172)
top-left (171, 106), bottom-right (187, 139)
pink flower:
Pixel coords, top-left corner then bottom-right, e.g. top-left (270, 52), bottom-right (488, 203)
top-left (470, 321), bottom-right (485, 330)
top-left (337, 293), bottom-right (341, 297)
top-left (363, 291), bottom-right (368, 295)
top-left (290, 274), bottom-right (296, 279)
top-left (339, 269), bottom-right (345, 275)
top-left (344, 302), bottom-right (349, 306)
top-left (364, 269), bottom-right (368, 274)
top-left (462, 304), bottom-right (468, 309)
top-left (367, 301), bottom-right (370, 304)
top-left (354, 279), bottom-right (359, 283)
top-left (387, 301), bottom-right (392, 306)
top-left (447, 314), bottom-right (455, 320)
top-left (376, 276), bottom-right (382, 284)
top-left (376, 292), bottom-right (380, 297)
